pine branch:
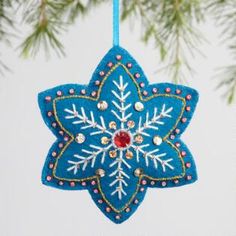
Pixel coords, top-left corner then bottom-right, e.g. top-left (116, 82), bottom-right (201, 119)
top-left (208, 0), bottom-right (236, 103)
top-left (121, 0), bottom-right (205, 84)
top-left (20, 0), bottom-right (68, 58)
top-left (0, 0), bottom-right (16, 75)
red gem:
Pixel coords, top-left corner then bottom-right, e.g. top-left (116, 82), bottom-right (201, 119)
top-left (114, 131), bottom-right (131, 148)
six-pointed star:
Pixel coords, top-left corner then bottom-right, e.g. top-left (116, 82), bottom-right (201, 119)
top-left (38, 46), bottom-right (199, 224)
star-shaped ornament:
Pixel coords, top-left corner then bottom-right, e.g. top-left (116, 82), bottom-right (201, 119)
top-left (38, 46), bottom-right (199, 223)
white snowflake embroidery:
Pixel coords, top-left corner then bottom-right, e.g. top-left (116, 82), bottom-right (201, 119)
top-left (64, 75), bottom-right (174, 200)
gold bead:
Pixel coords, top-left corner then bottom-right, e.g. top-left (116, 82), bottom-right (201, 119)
top-left (127, 120), bottom-right (135, 128)
top-left (101, 136), bottom-right (110, 145)
top-left (134, 135), bottom-right (143, 144)
top-left (134, 102), bottom-right (144, 111)
top-left (97, 101), bottom-right (108, 111)
top-left (153, 135), bottom-right (162, 145)
top-left (109, 121), bottom-right (117, 130)
top-left (96, 168), bottom-right (105, 177)
top-left (134, 168), bottom-right (143, 177)
top-left (109, 150), bottom-right (117, 158)
top-left (125, 150), bottom-right (133, 159)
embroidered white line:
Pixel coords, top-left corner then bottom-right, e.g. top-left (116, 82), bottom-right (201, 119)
top-left (131, 144), bottom-right (173, 171)
top-left (134, 105), bottom-right (173, 137)
top-left (64, 106), bottom-right (113, 136)
top-left (111, 75), bottom-right (132, 129)
top-left (67, 144), bottom-right (112, 174)
top-left (109, 150), bottom-right (131, 200)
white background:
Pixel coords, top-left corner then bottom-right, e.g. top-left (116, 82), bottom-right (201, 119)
top-left (1, 2), bottom-right (236, 236)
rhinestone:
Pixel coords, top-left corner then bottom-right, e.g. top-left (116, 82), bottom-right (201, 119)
top-left (109, 150), bottom-right (117, 158)
top-left (134, 102), bottom-right (144, 111)
top-left (153, 136), bottom-right (162, 145)
top-left (109, 121), bottom-right (117, 130)
top-left (134, 135), bottom-right (143, 144)
top-left (97, 101), bottom-right (108, 111)
top-left (101, 136), bottom-right (110, 145)
top-left (70, 182), bottom-right (75, 187)
top-left (127, 120), bottom-right (135, 128)
top-left (134, 168), bottom-right (143, 177)
top-left (125, 150), bottom-right (133, 159)
top-left (113, 130), bottom-right (131, 148)
top-left (75, 133), bottom-right (85, 144)
top-left (96, 169), bottom-right (105, 177)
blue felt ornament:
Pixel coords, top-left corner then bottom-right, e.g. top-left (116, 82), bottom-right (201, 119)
top-left (38, 0), bottom-right (199, 224)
